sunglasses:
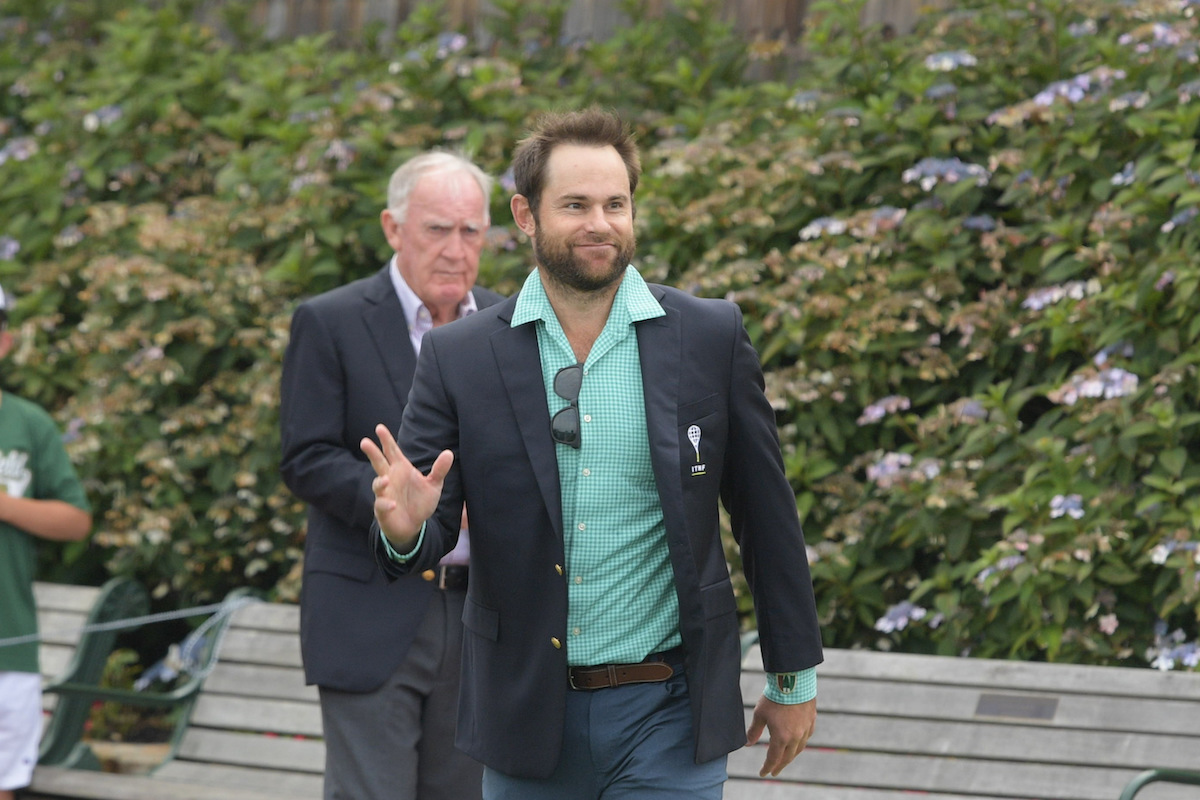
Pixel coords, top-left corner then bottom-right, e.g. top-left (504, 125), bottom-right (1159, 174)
top-left (551, 363), bottom-right (583, 449)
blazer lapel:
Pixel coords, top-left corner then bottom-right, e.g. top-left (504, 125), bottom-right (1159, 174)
top-left (638, 287), bottom-right (683, 525)
top-left (362, 267), bottom-right (418, 406)
top-left (491, 300), bottom-right (564, 538)
top-left (638, 288), bottom-right (704, 621)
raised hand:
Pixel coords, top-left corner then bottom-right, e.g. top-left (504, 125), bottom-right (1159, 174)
top-left (360, 423), bottom-right (453, 552)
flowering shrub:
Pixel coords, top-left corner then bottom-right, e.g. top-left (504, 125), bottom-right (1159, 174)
top-left (3, 0), bottom-right (1198, 669)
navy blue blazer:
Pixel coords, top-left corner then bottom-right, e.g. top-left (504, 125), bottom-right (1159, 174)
top-left (280, 266), bottom-right (502, 691)
top-left (374, 281), bottom-right (823, 778)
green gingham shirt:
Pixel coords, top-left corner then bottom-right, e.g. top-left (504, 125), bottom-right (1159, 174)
top-left (386, 266), bottom-right (814, 704)
top-left (512, 267), bottom-right (813, 705)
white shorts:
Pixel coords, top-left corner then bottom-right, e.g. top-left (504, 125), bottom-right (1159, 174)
top-left (0, 671), bottom-right (42, 790)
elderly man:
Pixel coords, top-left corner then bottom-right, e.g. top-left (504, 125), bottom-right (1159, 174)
top-left (280, 151), bottom-right (502, 800)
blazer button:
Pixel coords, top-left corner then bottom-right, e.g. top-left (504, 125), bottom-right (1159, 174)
top-left (554, 564), bottom-right (564, 575)
top-left (421, 570), bottom-right (436, 582)
top-left (550, 637), bottom-right (562, 649)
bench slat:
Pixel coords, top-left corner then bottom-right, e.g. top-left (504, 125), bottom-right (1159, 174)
top-left (745, 646), bottom-right (1200, 701)
top-left (738, 710), bottom-right (1200, 771)
top-left (218, 628), bottom-right (303, 668)
top-left (190, 694), bottom-right (322, 738)
top-left (228, 601), bottom-right (301, 633)
top-left (28, 765), bottom-right (314, 800)
top-left (724, 779), bottom-right (996, 800)
top-left (739, 674), bottom-right (1200, 737)
top-left (155, 761), bottom-right (323, 798)
top-left (177, 728), bottom-right (325, 773)
top-left (205, 662), bottom-right (317, 701)
top-left (726, 747), bottom-right (1200, 800)
top-left (32, 583), bottom-right (101, 614)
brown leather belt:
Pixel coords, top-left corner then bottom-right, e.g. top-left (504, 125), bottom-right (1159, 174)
top-left (420, 564), bottom-right (468, 591)
top-left (568, 650), bottom-right (680, 690)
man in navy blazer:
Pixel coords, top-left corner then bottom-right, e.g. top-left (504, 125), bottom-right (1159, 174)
top-left (363, 110), bottom-right (823, 799)
top-left (280, 152), bottom-right (502, 800)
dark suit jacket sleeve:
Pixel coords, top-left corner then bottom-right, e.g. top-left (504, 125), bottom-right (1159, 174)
top-left (720, 304), bottom-right (824, 675)
top-left (280, 300), bottom-right (377, 533)
top-left (372, 326), bottom-right (466, 577)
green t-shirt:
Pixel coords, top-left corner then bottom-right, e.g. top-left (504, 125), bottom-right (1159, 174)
top-left (0, 393), bottom-right (90, 674)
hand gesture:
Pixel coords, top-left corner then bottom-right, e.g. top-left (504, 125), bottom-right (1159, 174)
top-left (360, 423), bottom-right (453, 552)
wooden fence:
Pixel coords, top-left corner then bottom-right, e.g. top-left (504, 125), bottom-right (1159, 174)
top-left (221, 0), bottom-right (947, 45)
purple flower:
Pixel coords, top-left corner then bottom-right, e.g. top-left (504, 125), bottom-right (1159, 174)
top-left (1161, 206), bottom-right (1198, 233)
top-left (902, 157), bottom-right (990, 191)
top-left (324, 139), bottom-right (356, 171)
top-left (924, 50), bottom-right (977, 71)
top-left (1111, 161), bottom-right (1136, 187)
top-left (1067, 20), bottom-right (1098, 37)
top-left (925, 83), bottom-right (958, 101)
top-left (1156, 270), bottom-right (1176, 290)
top-left (963, 214), bottom-right (996, 231)
top-left (857, 395), bottom-right (911, 425)
top-left (435, 32), bottom-right (469, 59)
top-left (787, 90), bottom-right (822, 111)
top-left (1093, 342), bottom-right (1133, 366)
top-left (0, 235), bottom-right (19, 259)
top-left (875, 601), bottom-right (927, 633)
top-left (1179, 80), bottom-right (1200, 103)
top-left (0, 136), bottom-right (38, 165)
top-left (1049, 494), bottom-right (1084, 520)
top-left (1032, 67), bottom-right (1126, 107)
top-left (799, 216), bottom-right (847, 240)
top-left (976, 554), bottom-right (1025, 585)
top-left (866, 452), bottom-right (913, 488)
top-left (1021, 280), bottom-right (1092, 311)
top-left (83, 104), bottom-right (123, 132)
top-left (1098, 614), bottom-right (1118, 635)
top-left (1049, 368), bottom-right (1139, 406)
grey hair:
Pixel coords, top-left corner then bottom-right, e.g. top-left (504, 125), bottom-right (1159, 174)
top-left (385, 151), bottom-right (492, 225)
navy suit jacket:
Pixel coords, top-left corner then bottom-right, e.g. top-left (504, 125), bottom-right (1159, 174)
top-left (280, 266), bottom-right (502, 691)
top-left (374, 281), bottom-right (823, 777)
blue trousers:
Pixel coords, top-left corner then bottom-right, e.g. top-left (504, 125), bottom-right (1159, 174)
top-left (482, 669), bottom-right (727, 800)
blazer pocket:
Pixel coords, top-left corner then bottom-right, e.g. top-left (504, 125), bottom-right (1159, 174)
top-left (700, 581), bottom-right (738, 621)
top-left (463, 595), bottom-right (499, 641)
top-left (305, 546), bottom-right (377, 583)
top-left (678, 393), bottom-right (719, 426)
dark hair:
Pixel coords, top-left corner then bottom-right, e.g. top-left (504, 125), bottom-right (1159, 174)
top-left (511, 107), bottom-right (641, 218)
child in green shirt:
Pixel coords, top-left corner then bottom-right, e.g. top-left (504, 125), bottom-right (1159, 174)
top-left (0, 282), bottom-right (91, 799)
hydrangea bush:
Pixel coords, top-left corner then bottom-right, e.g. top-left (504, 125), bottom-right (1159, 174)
top-left (1, 0), bottom-right (1197, 669)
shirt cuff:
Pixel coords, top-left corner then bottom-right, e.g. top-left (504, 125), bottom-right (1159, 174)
top-left (763, 667), bottom-right (817, 705)
top-left (380, 522), bottom-right (425, 563)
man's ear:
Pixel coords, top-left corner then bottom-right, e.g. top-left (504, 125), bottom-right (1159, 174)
top-left (380, 209), bottom-right (404, 252)
top-left (511, 194), bottom-right (537, 238)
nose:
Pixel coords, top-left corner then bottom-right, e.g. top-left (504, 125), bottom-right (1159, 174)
top-left (443, 230), bottom-right (467, 259)
top-left (582, 205), bottom-right (613, 233)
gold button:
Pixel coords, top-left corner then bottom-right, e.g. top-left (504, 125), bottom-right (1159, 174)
top-left (551, 637), bottom-right (562, 649)
top-left (421, 570), bottom-right (436, 582)
top-left (555, 564), bottom-right (564, 575)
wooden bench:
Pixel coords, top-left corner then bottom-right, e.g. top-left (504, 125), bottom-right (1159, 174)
top-left (30, 594), bottom-right (324, 800)
top-left (730, 644), bottom-right (1200, 800)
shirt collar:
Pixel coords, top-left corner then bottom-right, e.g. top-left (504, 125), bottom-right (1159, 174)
top-left (510, 265), bottom-right (665, 330)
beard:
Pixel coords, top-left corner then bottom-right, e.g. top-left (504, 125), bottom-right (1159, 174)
top-left (533, 229), bottom-right (637, 294)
